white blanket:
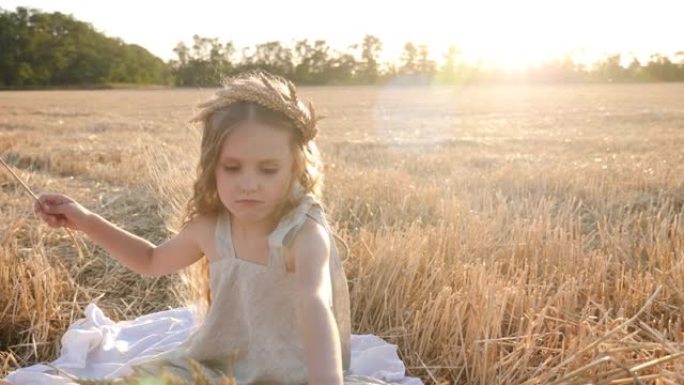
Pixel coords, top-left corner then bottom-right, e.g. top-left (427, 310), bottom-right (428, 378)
top-left (4, 304), bottom-right (422, 385)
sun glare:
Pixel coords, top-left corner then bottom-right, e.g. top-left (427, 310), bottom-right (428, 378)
top-left (396, 0), bottom-right (682, 71)
top-left (437, 3), bottom-right (575, 71)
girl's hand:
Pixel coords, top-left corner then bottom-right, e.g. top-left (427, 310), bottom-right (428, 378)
top-left (33, 193), bottom-right (92, 231)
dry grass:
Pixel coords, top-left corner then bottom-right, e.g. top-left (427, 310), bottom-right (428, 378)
top-left (1, 83), bottom-right (683, 384)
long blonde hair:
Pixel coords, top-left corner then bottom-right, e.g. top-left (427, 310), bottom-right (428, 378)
top-left (181, 71), bottom-right (324, 312)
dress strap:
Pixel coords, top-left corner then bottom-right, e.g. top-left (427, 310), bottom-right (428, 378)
top-left (267, 194), bottom-right (319, 251)
top-left (214, 208), bottom-right (234, 262)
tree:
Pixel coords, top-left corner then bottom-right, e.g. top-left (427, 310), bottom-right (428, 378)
top-left (326, 49), bottom-right (356, 84)
top-left (626, 58), bottom-right (643, 81)
top-left (417, 44), bottom-right (436, 78)
top-left (248, 41), bottom-right (293, 78)
top-left (595, 54), bottom-right (626, 82)
top-left (0, 7), bottom-right (168, 87)
top-left (532, 54), bottom-right (583, 83)
top-left (644, 54), bottom-right (679, 81)
top-left (293, 39), bottom-right (333, 84)
top-left (358, 34), bottom-right (382, 83)
top-left (400, 42), bottom-right (418, 75)
top-left (0, 7), bottom-right (30, 86)
top-left (438, 45), bottom-right (460, 83)
top-left (170, 35), bottom-right (235, 86)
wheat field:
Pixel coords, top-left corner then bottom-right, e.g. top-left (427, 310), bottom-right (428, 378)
top-left (1, 83), bottom-right (683, 384)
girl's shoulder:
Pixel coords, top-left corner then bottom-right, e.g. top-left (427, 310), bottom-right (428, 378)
top-left (278, 195), bottom-right (327, 242)
top-left (180, 212), bottom-right (220, 258)
top-left (284, 216), bottom-right (331, 274)
top-left (278, 194), bottom-right (330, 272)
top-left (182, 212), bottom-right (218, 233)
top-left (292, 216), bottom-right (328, 246)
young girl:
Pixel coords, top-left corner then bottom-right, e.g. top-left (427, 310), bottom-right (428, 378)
top-left (3, 71), bottom-right (401, 385)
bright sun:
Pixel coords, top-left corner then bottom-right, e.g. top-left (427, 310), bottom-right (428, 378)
top-left (395, 0), bottom-right (679, 72)
top-left (439, 3), bottom-right (575, 71)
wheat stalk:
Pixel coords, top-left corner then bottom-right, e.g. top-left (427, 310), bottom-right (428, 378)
top-left (190, 70), bottom-right (320, 142)
top-left (1, 155), bottom-right (40, 202)
top-left (0, 155), bottom-right (84, 259)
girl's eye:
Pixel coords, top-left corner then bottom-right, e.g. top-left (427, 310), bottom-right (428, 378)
top-left (223, 166), bottom-right (240, 172)
top-left (262, 168), bottom-right (279, 175)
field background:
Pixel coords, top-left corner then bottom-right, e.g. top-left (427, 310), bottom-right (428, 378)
top-left (1, 83), bottom-right (683, 384)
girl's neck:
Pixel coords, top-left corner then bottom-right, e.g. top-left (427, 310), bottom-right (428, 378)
top-left (228, 199), bottom-right (293, 240)
top-left (230, 214), bottom-right (279, 240)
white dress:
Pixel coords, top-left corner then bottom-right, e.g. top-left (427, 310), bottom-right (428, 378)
top-left (3, 196), bottom-right (422, 385)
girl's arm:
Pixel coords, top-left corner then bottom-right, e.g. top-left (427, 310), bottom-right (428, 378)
top-left (35, 193), bottom-right (204, 277)
top-left (289, 218), bottom-right (344, 385)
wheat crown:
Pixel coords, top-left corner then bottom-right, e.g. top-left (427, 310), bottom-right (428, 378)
top-left (189, 71), bottom-right (321, 142)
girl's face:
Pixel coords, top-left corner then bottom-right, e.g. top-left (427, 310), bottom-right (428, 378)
top-left (215, 121), bottom-right (295, 224)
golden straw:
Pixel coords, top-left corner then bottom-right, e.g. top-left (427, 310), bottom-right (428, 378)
top-left (0, 155), bottom-right (85, 260)
top-left (0, 156), bottom-right (40, 202)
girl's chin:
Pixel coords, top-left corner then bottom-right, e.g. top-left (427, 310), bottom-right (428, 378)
top-left (228, 206), bottom-right (276, 222)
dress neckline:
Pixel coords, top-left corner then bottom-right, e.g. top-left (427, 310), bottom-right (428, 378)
top-left (226, 213), bottom-right (273, 269)
top-left (216, 194), bottom-right (319, 269)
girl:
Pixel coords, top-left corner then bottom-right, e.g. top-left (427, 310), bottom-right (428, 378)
top-left (3, 71), bottom-right (398, 385)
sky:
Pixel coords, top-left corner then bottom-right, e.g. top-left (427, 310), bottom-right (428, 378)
top-left (2, 0), bottom-right (683, 70)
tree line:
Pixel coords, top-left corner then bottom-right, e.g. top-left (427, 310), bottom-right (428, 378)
top-left (0, 7), bottom-right (169, 87)
top-left (1, 7), bottom-right (683, 88)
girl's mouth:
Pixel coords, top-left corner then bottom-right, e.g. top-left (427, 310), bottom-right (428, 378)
top-left (236, 199), bottom-right (262, 205)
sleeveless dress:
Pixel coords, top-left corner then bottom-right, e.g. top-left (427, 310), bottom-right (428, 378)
top-left (124, 194), bottom-right (390, 384)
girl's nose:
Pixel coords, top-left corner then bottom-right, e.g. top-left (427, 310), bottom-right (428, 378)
top-left (239, 177), bottom-right (258, 192)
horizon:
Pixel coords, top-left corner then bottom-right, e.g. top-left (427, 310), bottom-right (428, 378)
top-left (2, 0), bottom-right (684, 70)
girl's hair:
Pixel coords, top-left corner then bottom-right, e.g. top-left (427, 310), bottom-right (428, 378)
top-left (180, 71), bottom-right (324, 312)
